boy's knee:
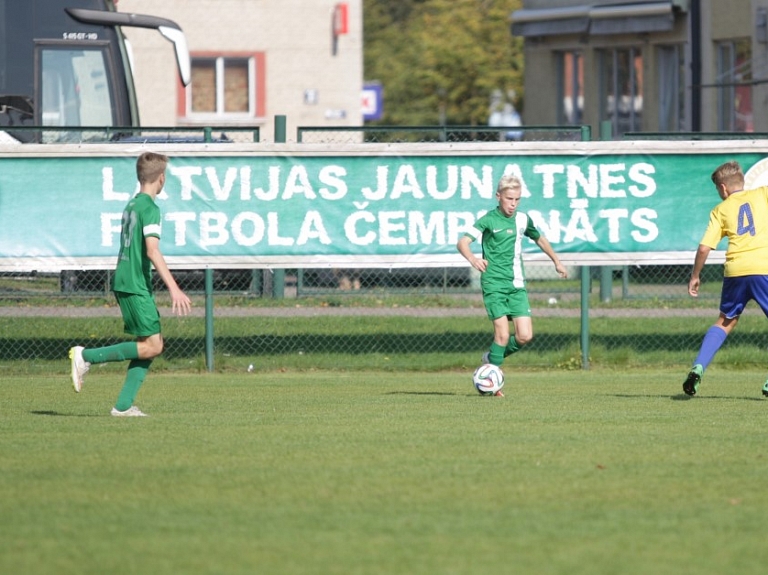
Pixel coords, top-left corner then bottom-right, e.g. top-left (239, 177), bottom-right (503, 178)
top-left (150, 339), bottom-right (164, 357)
top-left (139, 336), bottom-right (164, 359)
top-left (517, 333), bottom-right (533, 346)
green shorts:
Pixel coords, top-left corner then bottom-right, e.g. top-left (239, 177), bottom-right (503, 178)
top-left (483, 288), bottom-right (531, 321)
top-left (115, 291), bottom-right (161, 337)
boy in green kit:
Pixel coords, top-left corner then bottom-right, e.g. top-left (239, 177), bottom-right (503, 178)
top-left (69, 152), bottom-right (191, 416)
top-left (457, 175), bottom-right (568, 389)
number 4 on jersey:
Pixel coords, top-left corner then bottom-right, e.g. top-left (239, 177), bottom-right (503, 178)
top-left (738, 203), bottom-right (756, 236)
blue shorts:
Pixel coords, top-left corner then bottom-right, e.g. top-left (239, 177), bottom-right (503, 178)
top-left (720, 275), bottom-right (768, 319)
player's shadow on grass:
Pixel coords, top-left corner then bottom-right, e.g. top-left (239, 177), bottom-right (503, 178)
top-left (613, 394), bottom-right (764, 402)
top-left (613, 393), bottom-right (688, 400)
top-left (386, 391), bottom-right (458, 396)
top-left (670, 394), bottom-right (764, 402)
top-left (30, 410), bottom-right (100, 417)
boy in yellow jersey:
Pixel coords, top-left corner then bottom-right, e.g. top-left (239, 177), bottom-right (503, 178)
top-left (457, 175), bottom-right (568, 394)
top-left (683, 160), bottom-right (768, 397)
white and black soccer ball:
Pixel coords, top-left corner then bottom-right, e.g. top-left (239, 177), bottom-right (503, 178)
top-left (472, 363), bottom-right (505, 396)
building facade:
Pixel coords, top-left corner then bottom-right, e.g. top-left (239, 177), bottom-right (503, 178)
top-left (119, 0), bottom-right (363, 142)
top-left (511, 0), bottom-right (768, 136)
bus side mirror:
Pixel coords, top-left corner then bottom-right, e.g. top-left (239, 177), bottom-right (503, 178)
top-left (158, 26), bottom-right (191, 86)
top-left (66, 8), bottom-right (191, 87)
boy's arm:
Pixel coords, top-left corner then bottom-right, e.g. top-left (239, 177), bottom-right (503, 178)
top-left (457, 235), bottom-right (487, 272)
top-left (145, 236), bottom-right (192, 315)
top-left (688, 244), bottom-right (711, 297)
top-left (534, 235), bottom-right (568, 278)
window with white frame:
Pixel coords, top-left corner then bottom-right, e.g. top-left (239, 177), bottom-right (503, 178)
top-left (183, 53), bottom-right (265, 120)
top-left (716, 39), bottom-right (752, 132)
top-left (599, 47), bottom-right (643, 137)
top-left (557, 51), bottom-right (584, 125)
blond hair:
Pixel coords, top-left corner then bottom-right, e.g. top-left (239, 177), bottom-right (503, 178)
top-left (711, 160), bottom-right (744, 189)
top-left (496, 174), bottom-right (522, 195)
top-left (136, 152), bottom-right (169, 185)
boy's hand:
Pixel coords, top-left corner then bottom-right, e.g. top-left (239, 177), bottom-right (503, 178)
top-left (688, 276), bottom-right (700, 297)
top-left (170, 288), bottom-right (192, 316)
top-left (471, 257), bottom-right (488, 273)
top-left (555, 262), bottom-right (568, 279)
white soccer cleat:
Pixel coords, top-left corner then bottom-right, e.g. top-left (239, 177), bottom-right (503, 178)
top-left (111, 406), bottom-right (148, 417)
top-left (68, 346), bottom-right (90, 393)
top-left (480, 351), bottom-right (490, 364)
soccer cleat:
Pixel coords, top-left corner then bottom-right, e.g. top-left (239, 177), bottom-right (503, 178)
top-left (481, 351), bottom-right (490, 364)
top-left (494, 390), bottom-right (505, 398)
top-left (683, 364), bottom-right (703, 396)
top-left (762, 380), bottom-right (768, 398)
top-left (111, 406), bottom-right (148, 417)
top-left (68, 346), bottom-right (90, 393)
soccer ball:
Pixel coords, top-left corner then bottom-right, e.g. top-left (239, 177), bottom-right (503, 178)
top-left (472, 363), bottom-right (505, 396)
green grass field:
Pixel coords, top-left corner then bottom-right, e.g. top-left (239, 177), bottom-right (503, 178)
top-left (2, 368), bottom-right (768, 574)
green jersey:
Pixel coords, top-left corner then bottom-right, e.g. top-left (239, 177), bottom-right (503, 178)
top-left (112, 193), bottom-right (162, 295)
top-left (465, 207), bottom-right (541, 292)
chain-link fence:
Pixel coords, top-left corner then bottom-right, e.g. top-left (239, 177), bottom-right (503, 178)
top-left (1, 123), bottom-right (586, 145)
top-left (297, 125), bottom-right (589, 144)
top-left (0, 262), bottom-right (740, 375)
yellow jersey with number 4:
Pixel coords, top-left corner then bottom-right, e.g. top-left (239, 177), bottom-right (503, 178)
top-left (700, 186), bottom-right (768, 277)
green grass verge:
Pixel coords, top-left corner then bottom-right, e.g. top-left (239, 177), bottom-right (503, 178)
top-left (2, 313), bottom-right (768, 374)
top-left (2, 369), bottom-right (767, 575)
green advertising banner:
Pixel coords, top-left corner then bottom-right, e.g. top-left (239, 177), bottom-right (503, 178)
top-left (1, 142), bottom-right (767, 271)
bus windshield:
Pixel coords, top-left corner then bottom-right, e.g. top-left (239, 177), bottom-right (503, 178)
top-left (41, 46), bottom-right (115, 127)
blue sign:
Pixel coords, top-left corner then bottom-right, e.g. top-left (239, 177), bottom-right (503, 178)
top-left (362, 82), bottom-right (383, 121)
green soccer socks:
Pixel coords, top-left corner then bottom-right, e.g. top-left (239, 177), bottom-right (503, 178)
top-left (83, 342), bottom-right (139, 364)
top-left (114, 359), bottom-right (152, 412)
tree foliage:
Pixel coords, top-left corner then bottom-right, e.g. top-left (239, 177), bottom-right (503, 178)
top-left (363, 0), bottom-right (524, 126)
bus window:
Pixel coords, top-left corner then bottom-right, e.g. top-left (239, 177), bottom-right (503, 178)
top-left (40, 46), bottom-right (115, 140)
top-left (69, 50), bottom-right (113, 125)
top-left (41, 47), bottom-right (114, 126)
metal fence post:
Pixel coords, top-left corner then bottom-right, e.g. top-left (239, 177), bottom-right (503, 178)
top-left (271, 115), bottom-right (287, 299)
top-left (204, 268), bottom-right (214, 372)
top-left (622, 266), bottom-right (630, 298)
top-left (598, 120), bottom-right (613, 303)
top-left (600, 268), bottom-right (613, 302)
top-left (580, 266), bottom-right (590, 369)
top-left (580, 126), bottom-right (592, 369)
